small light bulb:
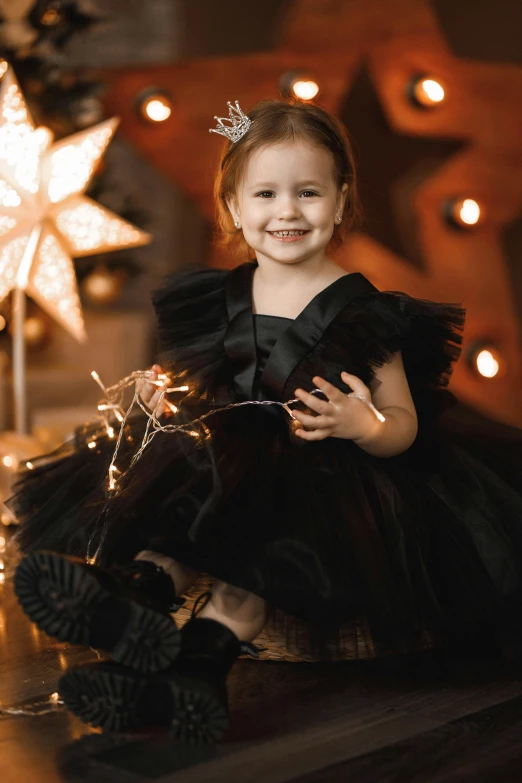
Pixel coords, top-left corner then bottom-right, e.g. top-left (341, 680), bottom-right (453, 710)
top-left (50, 692), bottom-right (60, 703)
top-left (138, 91), bottom-right (173, 123)
top-left (444, 198), bottom-right (482, 229)
top-left (2, 456), bottom-right (13, 468)
top-left (410, 75), bottom-right (446, 108)
top-left (26, 461), bottom-right (34, 469)
top-left (476, 349), bottom-right (500, 378)
top-left (91, 371), bottom-right (106, 393)
top-left (291, 79), bottom-right (320, 101)
top-left (458, 199), bottom-right (480, 226)
top-left (87, 441), bottom-right (96, 449)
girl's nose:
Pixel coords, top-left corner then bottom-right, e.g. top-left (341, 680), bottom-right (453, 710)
top-left (277, 199), bottom-right (301, 220)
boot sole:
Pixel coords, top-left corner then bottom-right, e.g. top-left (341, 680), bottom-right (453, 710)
top-left (58, 666), bottom-right (229, 745)
top-left (14, 551), bottom-right (181, 673)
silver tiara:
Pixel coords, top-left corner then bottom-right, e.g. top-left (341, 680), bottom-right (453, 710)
top-left (209, 100), bottom-right (251, 144)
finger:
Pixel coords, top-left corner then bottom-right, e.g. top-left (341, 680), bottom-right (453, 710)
top-left (295, 427), bottom-right (330, 441)
top-left (293, 388), bottom-right (332, 415)
top-left (291, 410), bottom-right (332, 430)
top-left (311, 376), bottom-right (345, 404)
top-left (341, 371), bottom-right (370, 398)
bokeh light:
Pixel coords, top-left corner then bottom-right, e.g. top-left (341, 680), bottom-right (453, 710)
top-left (409, 75), bottom-right (446, 107)
top-left (137, 90), bottom-right (173, 123)
top-left (279, 71), bottom-right (320, 101)
top-left (444, 198), bottom-right (482, 229)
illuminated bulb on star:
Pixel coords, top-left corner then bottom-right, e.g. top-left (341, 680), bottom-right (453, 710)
top-left (0, 64), bottom-right (152, 341)
top-left (409, 75), bottom-right (446, 107)
top-left (291, 79), bottom-right (320, 101)
top-left (476, 349), bottom-right (500, 378)
top-left (444, 198), bottom-right (482, 229)
top-left (137, 90), bottom-right (173, 123)
top-left (468, 344), bottom-right (504, 379)
top-left (279, 71), bottom-right (320, 101)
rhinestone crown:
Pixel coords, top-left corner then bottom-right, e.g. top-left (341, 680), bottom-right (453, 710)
top-left (209, 100), bottom-right (252, 144)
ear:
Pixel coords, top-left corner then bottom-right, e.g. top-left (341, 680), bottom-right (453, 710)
top-left (225, 194), bottom-right (240, 223)
top-left (337, 182), bottom-right (349, 214)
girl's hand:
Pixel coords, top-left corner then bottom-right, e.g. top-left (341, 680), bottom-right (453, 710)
top-left (138, 364), bottom-right (172, 415)
top-left (292, 373), bottom-right (381, 442)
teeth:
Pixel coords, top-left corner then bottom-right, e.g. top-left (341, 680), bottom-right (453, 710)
top-left (270, 230), bottom-right (307, 237)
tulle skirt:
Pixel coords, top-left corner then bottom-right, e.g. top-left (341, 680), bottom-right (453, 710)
top-left (8, 400), bottom-right (522, 660)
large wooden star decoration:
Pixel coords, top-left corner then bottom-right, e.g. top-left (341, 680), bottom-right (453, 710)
top-left (100, 0), bottom-right (522, 427)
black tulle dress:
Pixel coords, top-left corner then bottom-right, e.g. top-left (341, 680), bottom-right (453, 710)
top-left (8, 260), bottom-right (522, 660)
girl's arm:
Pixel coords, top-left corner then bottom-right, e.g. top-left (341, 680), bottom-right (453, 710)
top-left (353, 351), bottom-right (418, 457)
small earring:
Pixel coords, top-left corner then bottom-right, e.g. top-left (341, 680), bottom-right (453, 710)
top-left (336, 215), bottom-right (342, 223)
top-left (234, 220), bottom-right (240, 229)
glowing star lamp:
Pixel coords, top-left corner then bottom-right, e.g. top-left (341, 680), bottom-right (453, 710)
top-left (0, 62), bottom-right (152, 434)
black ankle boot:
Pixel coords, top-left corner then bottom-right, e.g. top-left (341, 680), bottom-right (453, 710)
top-left (57, 611), bottom-right (259, 744)
top-left (14, 550), bottom-right (185, 672)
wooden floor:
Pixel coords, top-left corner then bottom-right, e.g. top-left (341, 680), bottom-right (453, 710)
top-left (2, 541), bottom-right (522, 782)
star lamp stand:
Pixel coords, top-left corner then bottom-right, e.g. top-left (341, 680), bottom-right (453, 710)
top-left (0, 62), bottom-right (152, 434)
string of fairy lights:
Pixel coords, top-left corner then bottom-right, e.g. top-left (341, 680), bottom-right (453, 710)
top-left (79, 368), bottom-right (386, 496)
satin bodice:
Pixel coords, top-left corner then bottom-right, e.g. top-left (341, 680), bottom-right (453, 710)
top-left (253, 314), bottom-right (293, 399)
top-left (224, 261), bottom-right (377, 401)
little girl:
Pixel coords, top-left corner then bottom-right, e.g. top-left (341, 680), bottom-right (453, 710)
top-left (10, 99), bottom-right (522, 745)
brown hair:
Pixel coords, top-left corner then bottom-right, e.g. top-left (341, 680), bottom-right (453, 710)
top-left (213, 98), bottom-right (360, 259)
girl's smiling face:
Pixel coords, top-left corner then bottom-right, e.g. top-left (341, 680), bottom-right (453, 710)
top-left (227, 140), bottom-right (348, 268)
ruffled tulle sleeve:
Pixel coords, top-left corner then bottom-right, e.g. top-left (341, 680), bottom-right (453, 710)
top-left (151, 266), bottom-right (230, 401)
top-left (286, 288), bottom-right (466, 427)
top-left (345, 290), bottom-right (465, 423)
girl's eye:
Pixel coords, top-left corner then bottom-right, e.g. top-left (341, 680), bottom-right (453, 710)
top-left (255, 190), bottom-right (319, 198)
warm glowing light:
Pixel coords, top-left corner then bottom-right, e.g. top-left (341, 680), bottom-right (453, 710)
top-left (410, 76), bottom-right (446, 107)
top-left (2, 455), bottom-right (13, 467)
top-left (476, 349), bottom-right (500, 378)
top-left (144, 98), bottom-right (172, 122)
top-left (291, 80), bottom-right (320, 101)
top-left (0, 65), bottom-right (151, 341)
top-left (138, 91), bottom-right (173, 123)
top-left (0, 573), bottom-right (5, 584)
top-left (445, 198), bottom-right (482, 229)
top-left (280, 71), bottom-right (320, 101)
top-left (41, 8), bottom-right (61, 26)
top-left (54, 197), bottom-right (147, 255)
top-left (458, 199), bottom-right (480, 226)
top-left (50, 691), bottom-right (60, 703)
top-left (87, 441), bottom-right (96, 449)
top-left (419, 79), bottom-right (444, 103)
top-left (91, 371), bottom-right (106, 392)
top-left (26, 461), bottom-right (34, 469)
